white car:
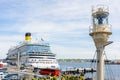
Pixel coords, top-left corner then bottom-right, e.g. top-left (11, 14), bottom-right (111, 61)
top-left (21, 68), bottom-right (27, 72)
top-left (0, 72), bottom-right (5, 79)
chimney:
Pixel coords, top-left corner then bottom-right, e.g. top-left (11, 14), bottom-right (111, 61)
top-left (25, 32), bottom-right (31, 41)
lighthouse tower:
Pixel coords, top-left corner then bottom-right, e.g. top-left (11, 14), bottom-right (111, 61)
top-left (89, 5), bottom-right (112, 80)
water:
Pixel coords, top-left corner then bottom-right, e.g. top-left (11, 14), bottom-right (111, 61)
top-left (59, 62), bottom-right (120, 80)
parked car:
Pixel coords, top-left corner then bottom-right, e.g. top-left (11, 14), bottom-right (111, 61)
top-left (0, 72), bottom-right (5, 79)
top-left (2, 74), bottom-right (19, 80)
top-left (20, 67), bottom-right (27, 72)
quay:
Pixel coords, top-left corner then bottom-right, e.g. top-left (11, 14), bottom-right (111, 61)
top-left (0, 64), bottom-right (95, 80)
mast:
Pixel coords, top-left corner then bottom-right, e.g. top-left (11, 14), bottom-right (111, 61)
top-left (89, 5), bottom-right (112, 80)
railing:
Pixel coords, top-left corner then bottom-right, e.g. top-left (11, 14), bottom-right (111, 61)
top-left (92, 5), bottom-right (109, 14)
top-left (89, 24), bottom-right (112, 34)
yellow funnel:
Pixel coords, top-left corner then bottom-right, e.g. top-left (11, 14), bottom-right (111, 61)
top-left (25, 32), bottom-right (31, 41)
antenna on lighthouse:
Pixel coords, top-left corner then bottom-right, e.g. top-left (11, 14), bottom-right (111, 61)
top-left (89, 5), bottom-right (112, 80)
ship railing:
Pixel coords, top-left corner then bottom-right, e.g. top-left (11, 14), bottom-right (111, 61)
top-left (8, 41), bottom-right (50, 51)
top-left (28, 53), bottom-right (56, 56)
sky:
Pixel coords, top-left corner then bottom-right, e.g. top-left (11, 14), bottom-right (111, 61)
top-left (0, 0), bottom-right (120, 59)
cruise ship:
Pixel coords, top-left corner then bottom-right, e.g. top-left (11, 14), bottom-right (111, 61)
top-left (6, 33), bottom-right (60, 70)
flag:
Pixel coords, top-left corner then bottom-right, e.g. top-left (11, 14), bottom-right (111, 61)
top-left (41, 38), bottom-right (44, 41)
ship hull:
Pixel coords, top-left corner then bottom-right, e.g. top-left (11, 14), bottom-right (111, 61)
top-left (39, 68), bottom-right (60, 76)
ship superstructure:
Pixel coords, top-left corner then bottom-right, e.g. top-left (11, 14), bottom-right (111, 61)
top-left (7, 33), bottom-right (59, 69)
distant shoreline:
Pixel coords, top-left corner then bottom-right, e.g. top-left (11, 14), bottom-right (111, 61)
top-left (57, 59), bottom-right (120, 62)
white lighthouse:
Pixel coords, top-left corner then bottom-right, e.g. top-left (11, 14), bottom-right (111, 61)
top-left (89, 5), bottom-right (112, 80)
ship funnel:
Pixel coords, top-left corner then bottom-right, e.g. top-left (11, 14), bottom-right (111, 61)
top-left (25, 32), bottom-right (31, 41)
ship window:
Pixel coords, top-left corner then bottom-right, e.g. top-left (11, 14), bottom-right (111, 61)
top-left (27, 45), bottom-right (51, 53)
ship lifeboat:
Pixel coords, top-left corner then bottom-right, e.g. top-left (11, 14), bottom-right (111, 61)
top-left (39, 68), bottom-right (60, 76)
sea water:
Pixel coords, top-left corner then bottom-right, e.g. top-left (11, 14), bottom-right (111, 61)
top-left (59, 62), bottom-right (120, 79)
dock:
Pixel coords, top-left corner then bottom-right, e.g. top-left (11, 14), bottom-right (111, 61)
top-left (0, 64), bottom-right (96, 80)
top-left (62, 67), bottom-right (96, 75)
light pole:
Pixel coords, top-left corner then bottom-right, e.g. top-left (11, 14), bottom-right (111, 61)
top-left (17, 51), bottom-right (20, 79)
top-left (89, 5), bottom-right (112, 80)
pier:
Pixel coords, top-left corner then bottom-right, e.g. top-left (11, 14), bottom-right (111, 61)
top-left (62, 67), bottom-right (96, 75)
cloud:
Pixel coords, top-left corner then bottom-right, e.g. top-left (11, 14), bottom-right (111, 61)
top-left (105, 42), bottom-right (120, 59)
top-left (51, 44), bottom-right (95, 59)
top-left (20, 22), bottom-right (57, 33)
top-left (0, 35), bottom-right (24, 57)
top-left (0, 0), bottom-right (120, 59)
